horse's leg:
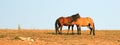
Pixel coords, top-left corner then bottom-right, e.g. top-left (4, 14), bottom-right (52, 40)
top-left (88, 23), bottom-right (93, 35)
top-left (93, 27), bottom-right (95, 35)
top-left (79, 27), bottom-right (81, 35)
top-left (67, 25), bottom-right (70, 34)
top-left (57, 25), bottom-right (62, 34)
top-left (77, 26), bottom-right (81, 35)
top-left (72, 25), bottom-right (74, 34)
top-left (56, 26), bottom-right (58, 34)
top-left (90, 24), bottom-right (95, 35)
top-left (57, 26), bottom-right (60, 34)
top-left (60, 27), bottom-right (62, 34)
top-left (89, 26), bottom-right (95, 35)
top-left (88, 26), bottom-right (92, 35)
top-left (77, 26), bottom-right (79, 34)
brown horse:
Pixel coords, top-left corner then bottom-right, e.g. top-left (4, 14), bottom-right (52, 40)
top-left (72, 17), bottom-right (95, 35)
top-left (55, 13), bottom-right (80, 34)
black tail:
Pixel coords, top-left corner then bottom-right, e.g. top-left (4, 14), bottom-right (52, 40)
top-left (93, 23), bottom-right (95, 35)
top-left (55, 19), bottom-right (58, 34)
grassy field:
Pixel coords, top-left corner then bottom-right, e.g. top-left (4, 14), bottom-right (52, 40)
top-left (0, 29), bottom-right (120, 45)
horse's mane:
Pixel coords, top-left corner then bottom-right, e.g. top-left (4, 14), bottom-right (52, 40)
top-left (58, 13), bottom-right (80, 23)
top-left (70, 13), bottom-right (80, 22)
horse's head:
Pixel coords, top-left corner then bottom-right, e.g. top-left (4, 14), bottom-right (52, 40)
top-left (68, 13), bottom-right (80, 23)
top-left (72, 13), bottom-right (80, 19)
top-left (76, 13), bottom-right (80, 18)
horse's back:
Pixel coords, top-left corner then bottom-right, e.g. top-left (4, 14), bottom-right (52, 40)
top-left (86, 17), bottom-right (94, 24)
top-left (57, 17), bottom-right (72, 26)
top-left (75, 17), bottom-right (94, 26)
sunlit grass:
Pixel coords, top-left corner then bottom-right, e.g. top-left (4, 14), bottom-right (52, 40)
top-left (0, 29), bottom-right (120, 45)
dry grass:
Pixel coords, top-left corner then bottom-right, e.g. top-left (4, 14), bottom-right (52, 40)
top-left (0, 29), bottom-right (120, 45)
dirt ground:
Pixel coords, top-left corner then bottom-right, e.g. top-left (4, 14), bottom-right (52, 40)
top-left (0, 29), bottom-right (120, 45)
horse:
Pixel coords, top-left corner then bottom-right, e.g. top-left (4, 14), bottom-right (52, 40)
top-left (71, 17), bottom-right (95, 35)
top-left (55, 13), bottom-right (80, 34)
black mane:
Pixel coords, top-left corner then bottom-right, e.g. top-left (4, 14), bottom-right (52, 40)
top-left (70, 13), bottom-right (80, 23)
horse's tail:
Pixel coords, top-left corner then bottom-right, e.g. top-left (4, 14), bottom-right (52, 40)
top-left (93, 23), bottom-right (95, 35)
top-left (55, 19), bottom-right (59, 34)
top-left (88, 17), bottom-right (95, 35)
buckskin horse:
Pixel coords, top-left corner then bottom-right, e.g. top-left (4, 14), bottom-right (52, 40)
top-left (55, 13), bottom-right (80, 34)
top-left (71, 16), bottom-right (95, 35)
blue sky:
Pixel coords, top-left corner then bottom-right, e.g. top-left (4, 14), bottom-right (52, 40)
top-left (0, 0), bottom-right (120, 30)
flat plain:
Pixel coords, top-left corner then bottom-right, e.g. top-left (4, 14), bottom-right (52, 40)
top-left (0, 29), bottom-right (120, 45)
